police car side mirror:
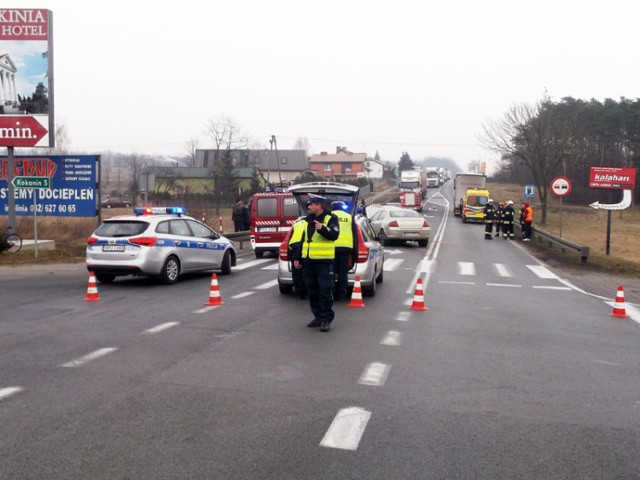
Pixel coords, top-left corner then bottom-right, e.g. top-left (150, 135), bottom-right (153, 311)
top-left (210, 232), bottom-right (220, 240)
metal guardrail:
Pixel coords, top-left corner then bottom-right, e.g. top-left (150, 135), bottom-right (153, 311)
top-left (224, 231), bottom-right (251, 250)
top-left (516, 223), bottom-right (589, 263)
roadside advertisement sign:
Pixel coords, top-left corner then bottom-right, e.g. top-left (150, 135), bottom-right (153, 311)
top-left (0, 9), bottom-right (54, 148)
top-left (588, 166), bottom-right (636, 190)
top-left (0, 155), bottom-right (98, 217)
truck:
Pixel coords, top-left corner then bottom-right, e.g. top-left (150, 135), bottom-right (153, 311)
top-left (453, 173), bottom-right (487, 217)
top-left (399, 169), bottom-right (427, 200)
top-left (425, 167), bottom-right (440, 188)
top-left (400, 190), bottom-right (422, 212)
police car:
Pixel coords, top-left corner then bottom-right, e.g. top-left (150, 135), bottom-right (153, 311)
top-left (86, 207), bottom-right (237, 284)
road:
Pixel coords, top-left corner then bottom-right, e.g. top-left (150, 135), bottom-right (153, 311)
top-left (1, 183), bottom-right (640, 479)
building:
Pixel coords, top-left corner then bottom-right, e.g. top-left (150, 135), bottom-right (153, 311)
top-left (308, 146), bottom-right (367, 180)
top-left (362, 157), bottom-right (385, 179)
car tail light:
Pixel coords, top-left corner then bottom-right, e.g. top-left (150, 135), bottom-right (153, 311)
top-left (356, 227), bottom-right (369, 263)
top-left (279, 241), bottom-right (289, 261)
top-left (129, 236), bottom-right (157, 247)
top-left (87, 236), bottom-right (98, 245)
top-left (388, 220), bottom-right (399, 227)
top-left (423, 220), bottom-right (430, 227)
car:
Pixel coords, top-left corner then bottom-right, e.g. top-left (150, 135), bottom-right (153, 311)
top-left (368, 205), bottom-right (430, 247)
top-left (86, 206), bottom-right (237, 284)
top-left (277, 215), bottom-right (384, 297)
top-left (101, 197), bottom-right (132, 208)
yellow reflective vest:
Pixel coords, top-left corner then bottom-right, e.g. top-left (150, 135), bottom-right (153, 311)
top-left (331, 209), bottom-right (354, 250)
top-left (300, 215), bottom-right (336, 260)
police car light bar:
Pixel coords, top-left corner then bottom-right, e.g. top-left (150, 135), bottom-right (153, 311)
top-left (134, 207), bottom-right (187, 216)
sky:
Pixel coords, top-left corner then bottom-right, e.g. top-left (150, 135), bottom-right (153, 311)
top-left (6, 1), bottom-right (640, 172)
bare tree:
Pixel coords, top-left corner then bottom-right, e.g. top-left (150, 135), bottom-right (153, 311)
top-left (293, 137), bottom-right (312, 158)
top-left (480, 100), bottom-right (576, 224)
top-left (203, 114), bottom-right (249, 154)
top-left (123, 152), bottom-right (149, 202)
top-left (182, 136), bottom-right (200, 167)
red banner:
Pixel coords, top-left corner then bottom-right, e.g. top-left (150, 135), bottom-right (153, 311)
top-left (0, 9), bottom-right (49, 40)
top-left (0, 116), bottom-right (48, 147)
top-left (589, 166), bottom-right (636, 190)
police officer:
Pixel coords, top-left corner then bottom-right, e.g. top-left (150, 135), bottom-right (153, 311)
top-left (293, 194), bottom-right (340, 332)
top-left (502, 200), bottom-right (515, 239)
top-left (288, 219), bottom-right (307, 299)
top-left (495, 201), bottom-right (504, 237)
top-left (483, 198), bottom-right (497, 239)
top-left (331, 201), bottom-right (357, 302)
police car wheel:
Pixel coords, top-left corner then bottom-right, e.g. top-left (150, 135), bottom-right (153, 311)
top-left (96, 274), bottom-right (115, 284)
top-left (160, 255), bottom-right (180, 284)
top-left (418, 239), bottom-right (428, 248)
top-left (362, 277), bottom-right (376, 297)
top-left (221, 251), bottom-right (232, 275)
top-left (375, 265), bottom-right (384, 284)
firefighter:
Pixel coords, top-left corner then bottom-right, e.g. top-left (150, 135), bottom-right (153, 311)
top-left (495, 201), bottom-right (504, 237)
top-left (292, 194), bottom-right (340, 332)
top-left (483, 199), bottom-right (497, 239)
top-left (331, 201), bottom-right (357, 302)
top-left (502, 200), bottom-right (515, 239)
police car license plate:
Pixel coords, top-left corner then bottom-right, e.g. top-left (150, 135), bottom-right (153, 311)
top-left (258, 227), bottom-right (277, 232)
top-left (102, 245), bottom-right (125, 252)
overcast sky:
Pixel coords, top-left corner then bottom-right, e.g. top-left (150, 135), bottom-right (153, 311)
top-left (12, 1), bottom-right (640, 171)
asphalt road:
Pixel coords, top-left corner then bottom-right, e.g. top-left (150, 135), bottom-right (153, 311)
top-left (1, 184), bottom-right (639, 479)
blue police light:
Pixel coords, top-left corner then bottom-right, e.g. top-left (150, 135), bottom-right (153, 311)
top-left (133, 207), bottom-right (186, 216)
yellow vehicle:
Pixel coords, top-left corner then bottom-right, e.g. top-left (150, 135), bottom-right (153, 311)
top-left (462, 189), bottom-right (490, 223)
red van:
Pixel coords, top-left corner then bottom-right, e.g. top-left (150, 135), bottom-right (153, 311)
top-left (249, 191), bottom-right (300, 258)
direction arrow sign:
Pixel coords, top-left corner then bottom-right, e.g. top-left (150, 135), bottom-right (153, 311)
top-left (0, 116), bottom-right (48, 147)
top-left (589, 189), bottom-right (632, 211)
top-left (11, 176), bottom-right (51, 189)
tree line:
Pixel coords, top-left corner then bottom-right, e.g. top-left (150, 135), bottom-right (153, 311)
top-left (482, 96), bottom-right (640, 224)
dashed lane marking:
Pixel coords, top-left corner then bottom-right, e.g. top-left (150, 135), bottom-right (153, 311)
top-left (358, 362), bottom-right (390, 386)
top-left (319, 407), bottom-right (371, 451)
top-left (255, 279), bottom-right (278, 290)
top-left (0, 386), bottom-right (23, 402)
top-left (233, 259), bottom-right (273, 270)
top-left (194, 305), bottom-right (223, 313)
top-left (458, 262), bottom-right (475, 275)
top-left (527, 265), bottom-right (559, 279)
top-left (380, 330), bottom-right (403, 346)
top-left (383, 258), bottom-right (404, 271)
top-left (142, 322), bottom-right (180, 334)
top-left (231, 291), bottom-right (254, 299)
top-left (533, 286), bottom-right (572, 291)
top-left (486, 283), bottom-right (522, 288)
top-left (60, 347), bottom-right (118, 368)
top-left (494, 263), bottom-right (512, 277)
top-left (396, 311), bottom-right (411, 322)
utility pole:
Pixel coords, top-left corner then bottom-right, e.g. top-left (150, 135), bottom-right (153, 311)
top-left (270, 135), bottom-right (283, 187)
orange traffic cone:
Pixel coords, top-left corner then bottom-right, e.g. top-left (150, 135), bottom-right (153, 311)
top-left (347, 275), bottom-right (365, 308)
top-left (206, 273), bottom-right (224, 306)
top-left (409, 277), bottom-right (429, 311)
top-left (610, 285), bottom-right (629, 318)
top-left (85, 271), bottom-right (100, 302)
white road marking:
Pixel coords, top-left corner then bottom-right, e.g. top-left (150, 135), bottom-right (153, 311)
top-left (605, 302), bottom-right (640, 325)
top-left (527, 265), bottom-right (558, 279)
top-left (591, 359), bottom-right (622, 366)
top-left (532, 286), bottom-right (572, 291)
top-left (255, 279), bottom-right (278, 290)
top-left (143, 322), bottom-right (180, 334)
top-left (396, 311), bottom-right (411, 322)
top-left (233, 258), bottom-right (273, 270)
top-left (439, 281), bottom-right (475, 285)
top-left (0, 386), bottom-right (23, 401)
top-left (320, 407), bottom-right (372, 450)
top-left (193, 305), bottom-right (222, 314)
top-left (486, 283), bottom-right (522, 288)
top-left (261, 263), bottom-right (278, 270)
top-left (383, 258), bottom-right (404, 271)
top-left (231, 291), bottom-right (254, 299)
top-left (358, 362), bottom-right (390, 386)
top-left (458, 262), bottom-right (475, 275)
top-left (380, 330), bottom-right (403, 346)
top-left (60, 347), bottom-right (118, 368)
top-left (494, 263), bottom-right (512, 277)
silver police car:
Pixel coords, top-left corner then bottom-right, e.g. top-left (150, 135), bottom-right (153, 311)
top-left (86, 207), bottom-right (237, 284)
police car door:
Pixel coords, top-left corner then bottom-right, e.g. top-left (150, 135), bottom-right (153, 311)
top-left (186, 219), bottom-right (224, 270)
top-left (168, 219), bottom-right (199, 272)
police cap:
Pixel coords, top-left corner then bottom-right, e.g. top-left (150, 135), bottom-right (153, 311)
top-left (306, 194), bottom-right (326, 205)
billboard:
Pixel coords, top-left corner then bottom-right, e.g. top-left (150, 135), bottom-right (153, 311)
top-left (588, 166), bottom-right (636, 190)
top-left (0, 9), bottom-right (54, 148)
top-left (0, 155), bottom-right (98, 217)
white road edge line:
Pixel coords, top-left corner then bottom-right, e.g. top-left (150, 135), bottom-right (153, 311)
top-left (320, 407), bottom-right (372, 450)
top-left (0, 386), bottom-right (23, 401)
top-left (143, 322), bottom-right (180, 334)
top-left (60, 347), bottom-right (118, 368)
top-left (358, 362), bottom-right (390, 386)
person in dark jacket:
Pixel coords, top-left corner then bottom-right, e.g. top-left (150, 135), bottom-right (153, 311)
top-left (483, 199), bottom-right (497, 239)
top-left (495, 201), bottom-right (504, 237)
top-left (502, 200), bottom-right (515, 239)
top-left (292, 194), bottom-right (340, 332)
top-left (331, 201), bottom-right (358, 302)
top-left (232, 199), bottom-right (244, 232)
top-left (242, 202), bottom-right (251, 231)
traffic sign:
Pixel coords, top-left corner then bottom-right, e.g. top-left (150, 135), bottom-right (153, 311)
top-left (11, 176), bottom-right (51, 189)
top-left (523, 184), bottom-right (535, 199)
top-left (0, 116), bottom-right (49, 147)
top-left (551, 176), bottom-right (571, 197)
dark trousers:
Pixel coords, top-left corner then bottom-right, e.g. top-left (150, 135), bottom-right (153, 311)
top-left (292, 262), bottom-right (307, 298)
top-left (333, 250), bottom-right (350, 300)
top-left (484, 221), bottom-right (494, 237)
top-left (303, 262), bottom-right (335, 323)
top-left (523, 221), bottom-right (532, 239)
top-left (503, 222), bottom-right (514, 239)
top-left (233, 219), bottom-right (244, 232)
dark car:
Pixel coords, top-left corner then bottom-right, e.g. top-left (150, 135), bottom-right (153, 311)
top-left (101, 198), bottom-right (132, 208)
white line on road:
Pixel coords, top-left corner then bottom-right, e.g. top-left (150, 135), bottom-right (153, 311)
top-left (261, 263), bottom-right (278, 270)
top-left (458, 262), bottom-right (475, 275)
top-left (494, 263), bottom-right (512, 277)
top-left (396, 311), bottom-right (411, 322)
top-left (532, 286), bottom-right (572, 290)
top-left (193, 305), bottom-right (222, 314)
top-left (0, 386), bottom-right (23, 401)
top-left (486, 283), bottom-right (522, 288)
top-left (383, 258), bottom-right (404, 271)
top-left (527, 265), bottom-right (559, 279)
top-left (255, 279), bottom-right (278, 290)
top-left (233, 258), bottom-right (273, 270)
top-left (142, 322), bottom-right (180, 334)
top-left (380, 330), bottom-right (403, 346)
top-left (231, 291), bottom-right (254, 299)
top-left (319, 407), bottom-right (371, 450)
top-left (60, 347), bottom-right (118, 368)
top-left (358, 362), bottom-right (390, 386)
top-left (438, 281), bottom-right (476, 285)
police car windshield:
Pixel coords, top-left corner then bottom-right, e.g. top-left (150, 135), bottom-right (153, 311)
top-left (96, 221), bottom-right (149, 237)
